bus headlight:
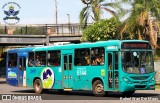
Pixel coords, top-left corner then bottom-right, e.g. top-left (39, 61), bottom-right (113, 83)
top-left (123, 77), bottom-right (132, 84)
top-left (150, 77), bottom-right (155, 83)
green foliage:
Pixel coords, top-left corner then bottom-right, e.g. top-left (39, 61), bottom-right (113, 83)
top-left (13, 27), bottom-right (45, 35)
top-left (81, 18), bottom-right (120, 42)
top-left (0, 29), bottom-right (5, 34)
top-left (156, 85), bottom-right (160, 89)
top-left (119, 0), bottom-right (160, 44)
top-left (154, 55), bottom-right (160, 61)
top-left (156, 49), bottom-right (160, 58)
top-left (79, 0), bottom-right (119, 29)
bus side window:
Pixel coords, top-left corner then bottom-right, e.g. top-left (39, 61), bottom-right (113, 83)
top-left (74, 48), bottom-right (90, 66)
top-left (28, 52), bottom-right (34, 67)
top-left (47, 50), bottom-right (61, 66)
top-left (91, 47), bottom-right (104, 66)
top-left (35, 51), bottom-right (46, 66)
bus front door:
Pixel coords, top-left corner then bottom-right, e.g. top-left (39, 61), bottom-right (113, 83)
top-left (107, 52), bottom-right (119, 91)
top-left (63, 54), bottom-right (73, 89)
top-left (18, 57), bottom-right (26, 86)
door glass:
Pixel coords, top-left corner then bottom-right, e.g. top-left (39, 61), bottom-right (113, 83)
top-left (64, 56), bottom-right (67, 70)
top-left (114, 52), bottom-right (119, 89)
top-left (115, 52), bottom-right (118, 70)
top-left (108, 53), bottom-right (112, 70)
top-left (19, 58), bottom-right (22, 71)
top-left (108, 53), bottom-right (113, 88)
top-left (69, 55), bottom-right (72, 70)
top-left (23, 58), bottom-right (26, 70)
top-left (115, 71), bottom-right (119, 88)
top-left (108, 71), bottom-right (112, 88)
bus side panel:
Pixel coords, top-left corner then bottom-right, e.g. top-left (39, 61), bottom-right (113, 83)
top-left (72, 66), bottom-right (106, 91)
top-left (50, 67), bottom-right (63, 89)
top-left (6, 52), bottom-right (19, 86)
top-left (26, 67), bottom-right (40, 88)
top-left (6, 68), bottom-right (18, 86)
top-left (26, 66), bottom-right (63, 89)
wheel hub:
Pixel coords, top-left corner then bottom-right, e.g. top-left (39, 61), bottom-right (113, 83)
top-left (35, 82), bottom-right (40, 91)
top-left (95, 84), bottom-right (104, 93)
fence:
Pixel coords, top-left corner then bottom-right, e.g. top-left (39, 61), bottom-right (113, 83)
top-left (0, 24), bottom-right (82, 35)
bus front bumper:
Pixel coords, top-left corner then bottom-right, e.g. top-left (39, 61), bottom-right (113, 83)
top-left (120, 82), bottom-right (155, 92)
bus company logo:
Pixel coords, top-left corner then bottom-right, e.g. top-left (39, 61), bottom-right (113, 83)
top-left (2, 2), bottom-right (21, 25)
top-left (41, 68), bottom-right (54, 89)
top-left (8, 71), bottom-right (17, 78)
top-left (2, 95), bottom-right (11, 100)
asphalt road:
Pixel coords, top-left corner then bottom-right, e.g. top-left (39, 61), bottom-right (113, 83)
top-left (0, 79), bottom-right (160, 102)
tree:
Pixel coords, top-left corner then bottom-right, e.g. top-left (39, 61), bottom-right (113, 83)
top-left (119, 0), bottom-right (160, 50)
top-left (81, 18), bottom-right (120, 42)
top-left (80, 0), bottom-right (120, 29)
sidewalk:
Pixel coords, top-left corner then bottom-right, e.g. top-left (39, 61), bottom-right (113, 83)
top-left (0, 78), bottom-right (6, 81)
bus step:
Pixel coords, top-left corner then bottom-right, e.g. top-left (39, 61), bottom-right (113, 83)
top-left (63, 88), bottom-right (72, 91)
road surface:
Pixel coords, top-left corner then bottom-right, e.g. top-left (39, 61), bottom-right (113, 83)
top-left (0, 79), bottom-right (160, 102)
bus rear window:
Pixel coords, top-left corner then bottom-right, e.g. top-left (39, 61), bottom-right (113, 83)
top-left (8, 53), bottom-right (17, 68)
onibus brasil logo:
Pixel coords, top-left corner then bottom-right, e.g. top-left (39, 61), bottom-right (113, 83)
top-left (2, 2), bottom-right (21, 25)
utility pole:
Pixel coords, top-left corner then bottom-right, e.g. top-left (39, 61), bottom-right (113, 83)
top-left (67, 14), bottom-right (71, 34)
top-left (66, 14), bottom-right (70, 24)
top-left (54, 0), bottom-right (58, 25)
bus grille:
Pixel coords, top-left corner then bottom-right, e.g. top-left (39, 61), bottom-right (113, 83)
top-left (130, 76), bottom-right (150, 80)
top-left (135, 85), bottom-right (146, 89)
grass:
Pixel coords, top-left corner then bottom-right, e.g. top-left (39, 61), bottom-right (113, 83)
top-left (156, 85), bottom-right (160, 89)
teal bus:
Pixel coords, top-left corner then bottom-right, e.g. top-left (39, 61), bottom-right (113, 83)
top-left (6, 40), bottom-right (155, 96)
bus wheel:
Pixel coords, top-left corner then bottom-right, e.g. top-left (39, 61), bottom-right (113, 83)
top-left (92, 80), bottom-right (105, 97)
top-left (34, 79), bottom-right (43, 94)
top-left (122, 91), bottom-right (135, 97)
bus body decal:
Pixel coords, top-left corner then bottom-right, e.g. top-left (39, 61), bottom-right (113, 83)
top-left (8, 71), bottom-right (17, 78)
top-left (41, 67), bottom-right (54, 89)
top-left (101, 69), bottom-right (105, 77)
top-left (58, 67), bottom-right (62, 72)
top-left (77, 68), bottom-right (87, 76)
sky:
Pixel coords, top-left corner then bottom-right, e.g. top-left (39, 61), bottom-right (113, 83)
top-left (0, 0), bottom-right (86, 24)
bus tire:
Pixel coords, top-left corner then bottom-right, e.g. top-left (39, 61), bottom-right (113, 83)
top-left (34, 79), bottom-right (43, 94)
top-left (92, 80), bottom-right (105, 97)
top-left (122, 91), bottom-right (135, 97)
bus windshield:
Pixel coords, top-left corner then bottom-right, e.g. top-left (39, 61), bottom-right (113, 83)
top-left (122, 51), bottom-right (154, 74)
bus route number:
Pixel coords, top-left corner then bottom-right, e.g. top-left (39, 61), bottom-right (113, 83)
top-left (77, 68), bottom-right (87, 76)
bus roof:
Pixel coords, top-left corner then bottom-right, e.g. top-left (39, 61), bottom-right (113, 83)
top-left (7, 47), bottom-right (35, 53)
top-left (32, 40), bottom-right (150, 51)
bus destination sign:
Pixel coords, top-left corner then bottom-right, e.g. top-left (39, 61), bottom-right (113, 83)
top-left (121, 42), bottom-right (151, 49)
